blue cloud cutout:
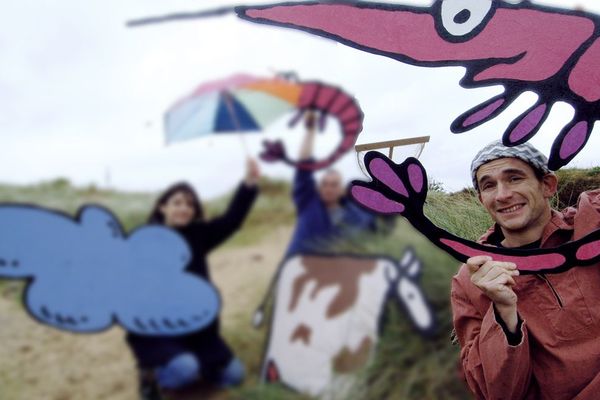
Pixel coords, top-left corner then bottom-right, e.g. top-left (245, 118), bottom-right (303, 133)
top-left (0, 204), bottom-right (220, 336)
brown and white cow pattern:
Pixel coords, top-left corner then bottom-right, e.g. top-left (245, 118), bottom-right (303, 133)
top-left (260, 249), bottom-right (435, 399)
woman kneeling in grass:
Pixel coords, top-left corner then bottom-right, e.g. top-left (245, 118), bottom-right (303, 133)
top-left (126, 159), bottom-right (260, 400)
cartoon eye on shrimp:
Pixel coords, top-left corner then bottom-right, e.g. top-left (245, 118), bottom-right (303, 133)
top-left (129, 0), bottom-right (600, 170)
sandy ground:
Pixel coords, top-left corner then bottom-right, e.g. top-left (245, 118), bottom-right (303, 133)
top-left (0, 226), bottom-right (292, 400)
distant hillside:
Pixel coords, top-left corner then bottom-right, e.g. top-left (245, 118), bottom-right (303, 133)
top-left (450, 166), bottom-right (600, 211)
top-left (0, 179), bottom-right (154, 230)
top-left (0, 177), bottom-right (295, 247)
top-left (555, 167), bottom-right (600, 209)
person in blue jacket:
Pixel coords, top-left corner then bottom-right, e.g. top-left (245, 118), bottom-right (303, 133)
top-left (286, 113), bottom-right (377, 256)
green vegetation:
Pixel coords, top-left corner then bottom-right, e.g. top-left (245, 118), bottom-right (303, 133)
top-left (428, 191), bottom-right (493, 241)
top-left (0, 177), bottom-right (294, 247)
top-left (0, 178), bottom-right (153, 231)
top-left (1, 166), bottom-right (598, 400)
top-left (555, 167), bottom-right (600, 209)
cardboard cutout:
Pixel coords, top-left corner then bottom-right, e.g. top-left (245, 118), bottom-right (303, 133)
top-left (128, 1), bottom-right (600, 169)
top-left (0, 204), bottom-right (220, 336)
top-left (260, 249), bottom-right (435, 397)
top-left (350, 152), bottom-right (600, 274)
top-left (232, 0), bottom-right (600, 170)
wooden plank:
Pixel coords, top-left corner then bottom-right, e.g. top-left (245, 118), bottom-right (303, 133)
top-left (354, 135), bottom-right (430, 152)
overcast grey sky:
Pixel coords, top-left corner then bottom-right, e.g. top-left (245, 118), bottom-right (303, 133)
top-left (1, 0), bottom-right (599, 198)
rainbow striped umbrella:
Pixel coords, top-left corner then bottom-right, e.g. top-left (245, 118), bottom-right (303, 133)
top-left (165, 73), bottom-right (303, 144)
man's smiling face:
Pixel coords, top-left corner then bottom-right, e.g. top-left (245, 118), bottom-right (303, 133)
top-left (476, 157), bottom-right (557, 235)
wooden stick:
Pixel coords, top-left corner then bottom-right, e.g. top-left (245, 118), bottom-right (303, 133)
top-left (355, 135), bottom-right (430, 152)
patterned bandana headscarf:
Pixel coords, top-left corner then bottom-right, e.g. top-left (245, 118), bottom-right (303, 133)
top-left (471, 140), bottom-right (551, 190)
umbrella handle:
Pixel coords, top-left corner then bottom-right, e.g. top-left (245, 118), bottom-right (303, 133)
top-left (288, 109), bottom-right (304, 128)
top-left (238, 133), bottom-right (250, 156)
top-left (318, 111), bottom-right (327, 132)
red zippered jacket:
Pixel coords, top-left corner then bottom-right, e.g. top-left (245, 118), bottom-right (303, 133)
top-left (451, 189), bottom-right (600, 400)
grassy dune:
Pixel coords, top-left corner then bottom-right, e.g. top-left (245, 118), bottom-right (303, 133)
top-left (1, 168), bottom-right (598, 400)
top-left (0, 179), bottom-right (153, 231)
top-left (554, 167), bottom-right (600, 209)
top-left (0, 177), bottom-right (295, 245)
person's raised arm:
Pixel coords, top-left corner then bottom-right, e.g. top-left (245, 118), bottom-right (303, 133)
top-left (244, 156), bottom-right (260, 188)
top-left (203, 158), bottom-right (260, 252)
top-left (452, 257), bottom-right (534, 400)
top-left (293, 112), bottom-right (319, 211)
top-left (298, 111), bottom-right (317, 161)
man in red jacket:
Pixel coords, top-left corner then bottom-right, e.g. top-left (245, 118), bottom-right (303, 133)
top-left (451, 140), bottom-right (600, 400)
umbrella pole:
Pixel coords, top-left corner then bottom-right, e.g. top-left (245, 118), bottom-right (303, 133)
top-left (239, 131), bottom-right (250, 155)
top-left (223, 91), bottom-right (250, 157)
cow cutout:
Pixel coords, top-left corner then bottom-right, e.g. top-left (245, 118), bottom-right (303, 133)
top-left (261, 249), bottom-right (435, 398)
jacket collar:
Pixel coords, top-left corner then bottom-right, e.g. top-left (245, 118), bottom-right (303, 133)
top-left (479, 209), bottom-right (574, 247)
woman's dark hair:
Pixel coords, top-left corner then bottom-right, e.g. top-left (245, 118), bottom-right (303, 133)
top-left (148, 182), bottom-right (204, 225)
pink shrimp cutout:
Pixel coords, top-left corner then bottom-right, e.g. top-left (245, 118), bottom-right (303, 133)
top-left (350, 151), bottom-right (600, 274)
top-left (232, 1), bottom-right (600, 170)
top-left (260, 80), bottom-right (364, 171)
top-left (127, 1), bottom-right (600, 169)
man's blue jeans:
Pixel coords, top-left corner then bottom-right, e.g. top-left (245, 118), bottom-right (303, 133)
top-left (156, 353), bottom-right (245, 389)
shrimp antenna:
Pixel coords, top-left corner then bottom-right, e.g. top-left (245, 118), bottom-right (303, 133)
top-left (126, 6), bottom-right (236, 28)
